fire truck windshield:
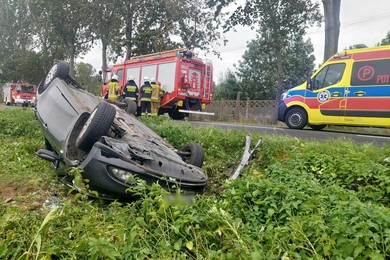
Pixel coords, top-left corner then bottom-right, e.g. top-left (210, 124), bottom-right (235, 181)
top-left (18, 86), bottom-right (35, 93)
top-left (104, 71), bottom-right (112, 84)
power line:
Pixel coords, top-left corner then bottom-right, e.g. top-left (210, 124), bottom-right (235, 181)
top-left (307, 12), bottom-right (390, 35)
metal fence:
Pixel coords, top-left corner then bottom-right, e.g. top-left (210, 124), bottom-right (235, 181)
top-left (190, 99), bottom-right (277, 123)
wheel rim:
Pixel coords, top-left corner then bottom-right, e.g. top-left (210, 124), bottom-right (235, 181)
top-left (289, 112), bottom-right (302, 127)
top-left (77, 109), bottom-right (98, 142)
top-left (44, 65), bottom-right (58, 85)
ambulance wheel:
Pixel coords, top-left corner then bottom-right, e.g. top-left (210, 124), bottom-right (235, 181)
top-left (124, 98), bottom-right (137, 115)
top-left (76, 102), bottom-right (116, 152)
top-left (285, 108), bottom-right (307, 129)
top-left (181, 143), bottom-right (204, 168)
top-left (309, 124), bottom-right (327, 130)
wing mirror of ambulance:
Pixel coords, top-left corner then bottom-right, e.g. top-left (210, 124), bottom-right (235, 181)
top-left (306, 77), bottom-right (313, 91)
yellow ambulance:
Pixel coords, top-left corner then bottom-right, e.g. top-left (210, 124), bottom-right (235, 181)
top-left (278, 45), bottom-right (390, 129)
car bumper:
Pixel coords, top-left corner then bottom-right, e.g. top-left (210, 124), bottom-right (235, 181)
top-left (79, 142), bottom-right (207, 199)
top-left (277, 101), bottom-right (287, 122)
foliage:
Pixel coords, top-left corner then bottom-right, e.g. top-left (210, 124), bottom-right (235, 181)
top-left (215, 34), bottom-right (315, 100)
top-left (379, 31), bottom-right (390, 46)
top-left (213, 69), bottom-right (241, 100)
top-left (208, 0), bottom-right (322, 122)
top-left (1, 108), bottom-right (390, 259)
top-left (236, 34), bottom-right (315, 100)
top-left (74, 62), bottom-right (101, 95)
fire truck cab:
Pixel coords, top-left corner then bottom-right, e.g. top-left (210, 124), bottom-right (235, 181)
top-left (3, 82), bottom-right (36, 107)
top-left (102, 49), bottom-right (213, 119)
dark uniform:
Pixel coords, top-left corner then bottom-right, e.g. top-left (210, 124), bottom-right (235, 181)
top-left (123, 80), bottom-right (138, 101)
top-left (140, 81), bottom-right (153, 114)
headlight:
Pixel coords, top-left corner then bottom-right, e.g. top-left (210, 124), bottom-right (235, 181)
top-left (280, 92), bottom-right (287, 101)
top-left (108, 166), bottom-right (134, 182)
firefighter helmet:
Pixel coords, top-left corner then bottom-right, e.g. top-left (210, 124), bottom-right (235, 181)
top-left (143, 76), bottom-right (149, 82)
top-left (112, 75), bottom-right (118, 81)
top-left (150, 77), bottom-right (156, 83)
top-left (127, 75), bottom-right (135, 81)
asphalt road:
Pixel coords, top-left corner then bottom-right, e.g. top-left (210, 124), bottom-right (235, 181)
top-left (188, 121), bottom-right (390, 147)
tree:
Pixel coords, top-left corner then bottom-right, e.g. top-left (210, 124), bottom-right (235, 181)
top-left (322, 0), bottom-right (341, 62)
top-left (379, 31), bottom-right (390, 46)
top-left (74, 62), bottom-right (101, 95)
top-left (90, 0), bottom-right (122, 71)
top-left (214, 69), bottom-right (241, 100)
top-left (208, 0), bottom-right (321, 123)
top-left (44, 0), bottom-right (94, 71)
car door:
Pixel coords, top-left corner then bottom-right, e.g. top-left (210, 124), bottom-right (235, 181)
top-left (306, 63), bottom-right (347, 123)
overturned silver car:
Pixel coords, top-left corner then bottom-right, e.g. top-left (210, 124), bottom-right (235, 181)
top-left (35, 61), bottom-right (207, 200)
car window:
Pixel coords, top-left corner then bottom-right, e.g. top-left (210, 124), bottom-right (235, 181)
top-left (312, 63), bottom-right (346, 90)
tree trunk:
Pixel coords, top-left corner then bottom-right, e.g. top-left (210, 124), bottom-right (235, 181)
top-left (273, 48), bottom-right (284, 124)
top-left (102, 39), bottom-right (107, 72)
top-left (125, 3), bottom-right (134, 59)
top-left (69, 46), bottom-right (75, 74)
top-left (322, 0), bottom-right (341, 62)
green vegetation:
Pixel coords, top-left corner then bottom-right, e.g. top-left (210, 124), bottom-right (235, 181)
top-left (1, 108), bottom-right (390, 259)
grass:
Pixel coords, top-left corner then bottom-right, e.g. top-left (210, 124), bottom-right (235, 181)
top-left (1, 107), bottom-right (390, 259)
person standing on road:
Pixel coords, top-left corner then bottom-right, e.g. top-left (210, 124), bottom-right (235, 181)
top-left (139, 76), bottom-right (152, 115)
top-left (107, 75), bottom-right (120, 100)
top-left (123, 75), bottom-right (138, 102)
top-left (150, 78), bottom-right (164, 115)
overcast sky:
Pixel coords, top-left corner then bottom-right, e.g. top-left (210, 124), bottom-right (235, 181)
top-left (80, 0), bottom-right (390, 82)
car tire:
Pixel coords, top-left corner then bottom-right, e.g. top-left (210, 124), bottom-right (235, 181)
top-left (181, 143), bottom-right (204, 168)
top-left (76, 102), bottom-right (116, 152)
top-left (285, 107), bottom-right (307, 129)
top-left (124, 98), bottom-right (137, 115)
top-left (309, 124), bottom-right (327, 130)
top-left (38, 61), bottom-right (70, 94)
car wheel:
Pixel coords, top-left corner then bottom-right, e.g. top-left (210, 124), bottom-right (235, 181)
top-left (124, 98), bottom-right (137, 115)
top-left (181, 143), bottom-right (204, 168)
top-left (76, 102), bottom-right (116, 152)
top-left (285, 107), bottom-right (307, 129)
top-left (38, 61), bottom-right (70, 94)
top-left (309, 124), bottom-right (327, 130)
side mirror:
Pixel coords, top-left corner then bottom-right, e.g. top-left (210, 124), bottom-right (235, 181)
top-left (306, 77), bottom-right (313, 90)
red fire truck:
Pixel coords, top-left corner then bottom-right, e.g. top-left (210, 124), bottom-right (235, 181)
top-left (3, 82), bottom-right (36, 106)
top-left (102, 49), bottom-right (213, 119)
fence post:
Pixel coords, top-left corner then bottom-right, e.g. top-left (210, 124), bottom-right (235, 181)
top-left (235, 92), bottom-right (241, 121)
top-left (245, 97), bottom-right (249, 121)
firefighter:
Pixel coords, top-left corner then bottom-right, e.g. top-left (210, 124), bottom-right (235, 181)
top-left (123, 75), bottom-right (138, 101)
top-left (107, 74), bottom-right (120, 100)
top-left (139, 76), bottom-right (152, 115)
top-left (150, 78), bottom-right (164, 115)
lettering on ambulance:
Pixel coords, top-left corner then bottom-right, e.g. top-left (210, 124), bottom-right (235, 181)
top-left (307, 63), bottom-right (346, 118)
top-left (346, 59), bottom-right (390, 118)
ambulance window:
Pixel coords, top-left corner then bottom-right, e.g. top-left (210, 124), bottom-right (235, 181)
top-left (312, 63), bottom-right (345, 90)
top-left (117, 69), bottom-right (123, 82)
top-left (351, 59), bottom-right (390, 86)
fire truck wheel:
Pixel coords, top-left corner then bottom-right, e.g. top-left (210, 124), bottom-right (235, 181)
top-left (285, 107), bottom-right (307, 129)
top-left (170, 109), bottom-right (185, 120)
top-left (39, 61), bottom-right (70, 94)
top-left (76, 102), bottom-right (116, 152)
top-left (124, 98), bottom-right (137, 115)
top-left (181, 143), bottom-right (204, 168)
